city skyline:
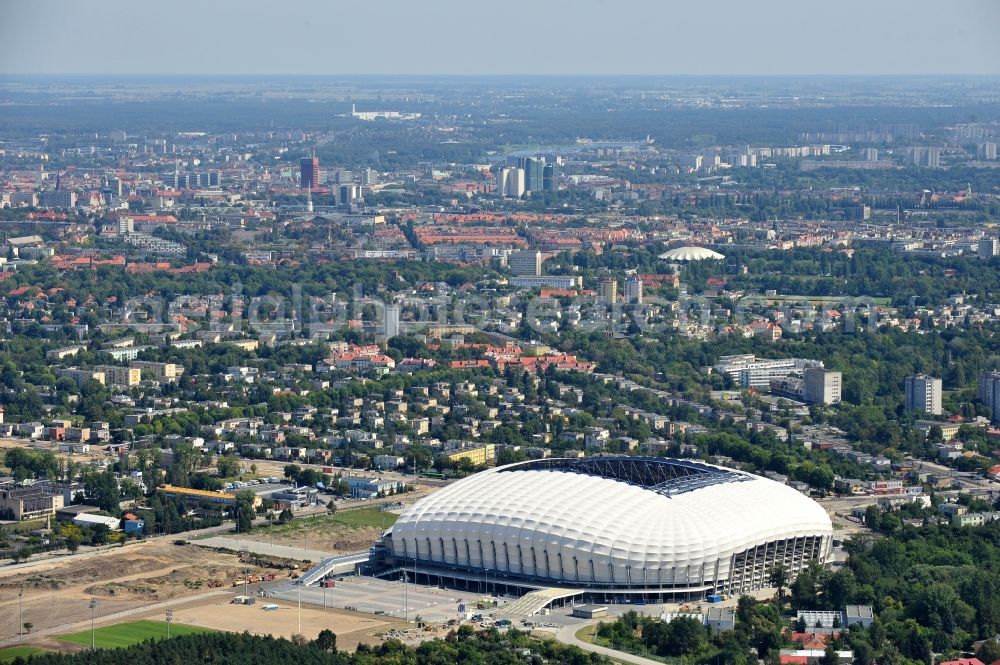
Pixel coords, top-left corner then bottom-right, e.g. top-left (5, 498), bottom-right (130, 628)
top-left (2, 0), bottom-right (1000, 76)
top-left (2, 4), bottom-right (1000, 663)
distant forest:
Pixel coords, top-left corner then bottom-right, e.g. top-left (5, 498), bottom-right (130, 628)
top-left (2, 95), bottom-right (997, 169)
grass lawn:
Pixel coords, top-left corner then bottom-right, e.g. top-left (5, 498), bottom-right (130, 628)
top-left (2, 518), bottom-right (48, 534)
top-left (257, 507), bottom-right (397, 537)
top-left (58, 620), bottom-right (214, 649)
top-left (0, 646), bottom-right (48, 663)
top-left (592, 635), bottom-right (672, 664)
top-left (574, 624), bottom-right (597, 644)
top-left (329, 507), bottom-right (398, 529)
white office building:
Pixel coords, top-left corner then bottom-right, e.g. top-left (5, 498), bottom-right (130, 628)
top-left (510, 275), bottom-right (582, 290)
top-left (509, 250), bottom-right (543, 276)
top-left (713, 355), bottom-right (824, 389)
top-left (803, 368), bottom-right (842, 405)
top-left (905, 374), bottom-right (942, 415)
top-left (384, 305), bottom-right (400, 339)
top-left (624, 276), bottom-right (643, 304)
top-left (498, 167), bottom-right (525, 198)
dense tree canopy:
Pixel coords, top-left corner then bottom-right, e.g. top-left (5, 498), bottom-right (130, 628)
top-left (12, 626), bottom-right (608, 665)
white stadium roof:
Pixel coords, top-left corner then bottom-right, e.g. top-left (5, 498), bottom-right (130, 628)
top-left (658, 246), bottom-right (725, 261)
top-left (388, 458), bottom-right (831, 593)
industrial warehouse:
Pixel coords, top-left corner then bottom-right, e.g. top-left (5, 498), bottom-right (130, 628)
top-left (375, 457), bottom-right (833, 604)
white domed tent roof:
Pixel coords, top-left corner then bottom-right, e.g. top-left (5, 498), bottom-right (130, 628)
top-left (659, 246), bottom-right (725, 261)
top-left (387, 458), bottom-right (831, 594)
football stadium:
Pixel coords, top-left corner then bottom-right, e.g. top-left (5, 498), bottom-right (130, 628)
top-left (379, 457), bottom-right (833, 603)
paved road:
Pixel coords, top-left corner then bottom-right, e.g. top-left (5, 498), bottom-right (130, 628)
top-left (554, 622), bottom-right (666, 665)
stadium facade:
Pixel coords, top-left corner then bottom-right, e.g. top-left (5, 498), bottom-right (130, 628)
top-left (379, 457), bottom-right (832, 603)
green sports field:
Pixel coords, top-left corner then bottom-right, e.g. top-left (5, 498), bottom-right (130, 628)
top-left (0, 646), bottom-right (48, 663)
top-left (58, 620), bottom-right (214, 649)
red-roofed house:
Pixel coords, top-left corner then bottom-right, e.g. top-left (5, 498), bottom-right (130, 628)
top-left (451, 359), bottom-right (491, 369)
top-left (779, 657), bottom-right (809, 665)
top-left (791, 633), bottom-right (838, 650)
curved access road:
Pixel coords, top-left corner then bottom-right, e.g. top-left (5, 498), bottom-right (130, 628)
top-left (554, 622), bottom-right (665, 665)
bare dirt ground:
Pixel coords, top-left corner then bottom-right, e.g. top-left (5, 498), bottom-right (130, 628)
top-left (136, 596), bottom-right (409, 651)
top-left (0, 438), bottom-right (112, 468)
top-left (28, 635), bottom-right (89, 655)
top-left (238, 525), bottom-right (388, 553)
top-left (0, 540), bottom-right (271, 640)
top-left (1, 536), bottom-right (458, 655)
top-left (323, 526), bottom-right (385, 553)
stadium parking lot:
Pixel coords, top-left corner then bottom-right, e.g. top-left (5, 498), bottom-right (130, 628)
top-left (265, 575), bottom-right (778, 628)
top-left (268, 575), bottom-right (498, 623)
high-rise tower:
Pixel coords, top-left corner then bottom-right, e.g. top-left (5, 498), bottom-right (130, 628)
top-left (300, 155), bottom-right (319, 189)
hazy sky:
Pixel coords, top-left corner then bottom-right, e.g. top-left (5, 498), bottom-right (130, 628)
top-left (2, 0), bottom-right (999, 76)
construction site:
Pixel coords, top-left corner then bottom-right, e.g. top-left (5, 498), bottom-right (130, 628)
top-left (0, 457), bottom-right (495, 656)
